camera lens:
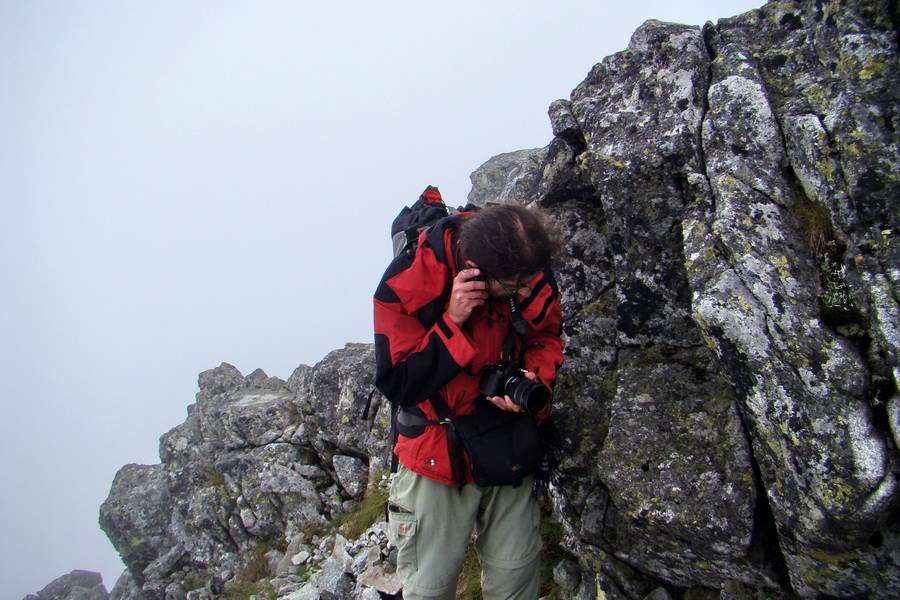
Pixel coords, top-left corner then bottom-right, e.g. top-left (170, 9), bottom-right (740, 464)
top-left (506, 377), bottom-right (551, 415)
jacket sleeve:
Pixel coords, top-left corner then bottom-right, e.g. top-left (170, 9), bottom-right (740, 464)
top-left (518, 269), bottom-right (566, 409)
top-left (373, 246), bottom-right (479, 408)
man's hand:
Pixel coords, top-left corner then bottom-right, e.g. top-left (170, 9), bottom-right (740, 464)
top-left (447, 265), bottom-right (488, 327)
top-left (486, 371), bottom-right (536, 413)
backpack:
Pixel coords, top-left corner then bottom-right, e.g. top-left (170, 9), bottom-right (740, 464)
top-left (390, 185), bottom-right (455, 258)
top-left (364, 186), bottom-right (458, 423)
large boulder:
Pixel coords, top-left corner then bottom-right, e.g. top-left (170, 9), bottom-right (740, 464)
top-left (24, 571), bottom-right (109, 600)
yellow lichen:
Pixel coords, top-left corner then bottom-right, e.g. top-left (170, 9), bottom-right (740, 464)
top-left (859, 61), bottom-right (886, 80)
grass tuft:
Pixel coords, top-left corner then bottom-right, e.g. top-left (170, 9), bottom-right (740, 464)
top-left (240, 543), bottom-right (273, 582)
top-left (335, 476), bottom-right (391, 540)
top-left (793, 201), bottom-right (835, 257)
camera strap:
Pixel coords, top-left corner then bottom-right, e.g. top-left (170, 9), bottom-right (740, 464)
top-left (503, 297), bottom-right (528, 362)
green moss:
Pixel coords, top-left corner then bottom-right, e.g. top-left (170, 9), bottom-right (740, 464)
top-left (583, 298), bottom-right (614, 318)
top-left (183, 571), bottom-right (208, 593)
top-left (587, 423), bottom-right (611, 449)
top-left (816, 155), bottom-right (837, 182)
top-left (805, 546), bottom-right (858, 566)
top-left (221, 543), bottom-right (277, 600)
top-left (773, 255), bottom-right (792, 280)
top-left (836, 55), bottom-right (858, 75)
top-left (538, 501), bottom-right (566, 598)
top-left (803, 83), bottom-right (829, 114)
top-left (819, 479), bottom-right (855, 507)
top-left (204, 466), bottom-right (227, 488)
top-left (579, 151), bottom-right (630, 170)
top-left (221, 579), bottom-right (275, 600)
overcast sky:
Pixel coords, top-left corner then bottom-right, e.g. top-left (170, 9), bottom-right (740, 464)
top-left (1, 1), bottom-right (764, 597)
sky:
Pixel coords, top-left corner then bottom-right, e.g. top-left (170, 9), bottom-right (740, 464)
top-left (0, 1), bottom-right (765, 597)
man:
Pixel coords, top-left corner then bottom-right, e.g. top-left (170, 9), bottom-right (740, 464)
top-left (373, 199), bottom-right (565, 600)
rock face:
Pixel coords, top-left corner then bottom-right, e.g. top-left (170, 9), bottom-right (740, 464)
top-left (99, 346), bottom-right (390, 600)
top-left (93, 1), bottom-right (899, 599)
top-left (25, 571), bottom-right (109, 600)
top-left (528, 2), bottom-right (899, 597)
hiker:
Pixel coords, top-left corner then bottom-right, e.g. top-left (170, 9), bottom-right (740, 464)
top-left (373, 193), bottom-right (564, 600)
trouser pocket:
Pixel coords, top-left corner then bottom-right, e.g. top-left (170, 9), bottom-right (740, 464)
top-left (388, 500), bottom-right (418, 571)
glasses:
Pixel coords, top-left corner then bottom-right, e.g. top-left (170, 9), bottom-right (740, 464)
top-left (494, 277), bottom-right (534, 297)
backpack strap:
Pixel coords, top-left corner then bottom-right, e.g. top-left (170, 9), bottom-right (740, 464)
top-left (393, 395), bottom-right (466, 488)
top-left (362, 387), bottom-right (381, 420)
top-left (425, 394), bottom-right (468, 491)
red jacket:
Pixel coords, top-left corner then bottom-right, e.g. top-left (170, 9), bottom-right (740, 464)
top-left (373, 214), bottom-right (565, 487)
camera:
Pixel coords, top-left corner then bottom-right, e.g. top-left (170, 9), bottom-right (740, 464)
top-left (478, 361), bottom-right (551, 416)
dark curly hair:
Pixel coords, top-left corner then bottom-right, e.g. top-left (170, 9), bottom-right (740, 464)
top-left (456, 203), bottom-right (558, 280)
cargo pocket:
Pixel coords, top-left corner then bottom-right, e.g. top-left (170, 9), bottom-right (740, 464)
top-left (388, 500), bottom-right (418, 572)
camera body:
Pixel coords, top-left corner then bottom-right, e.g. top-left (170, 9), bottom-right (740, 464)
top-left (478, 361), bottom-right (551, 416)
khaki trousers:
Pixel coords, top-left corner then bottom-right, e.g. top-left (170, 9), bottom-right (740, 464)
top-left (387, 465), bottom-right (541, 600)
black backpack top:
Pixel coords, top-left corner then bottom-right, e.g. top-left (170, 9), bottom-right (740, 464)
top-left (390, 185), bottom-right (455, 257)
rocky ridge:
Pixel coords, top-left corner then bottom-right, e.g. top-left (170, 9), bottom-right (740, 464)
top-left (29, 0), bottom-right (900, 598)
